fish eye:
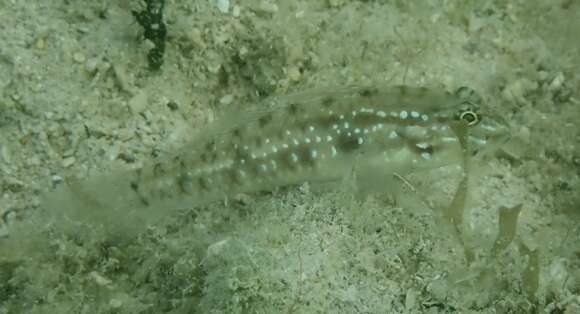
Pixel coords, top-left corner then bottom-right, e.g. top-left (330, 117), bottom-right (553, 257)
top-left (459, 110), bottom-right (479, 126)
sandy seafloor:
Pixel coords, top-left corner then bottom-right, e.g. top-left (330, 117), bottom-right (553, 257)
top-left (0, 1), bottom-right (579, 313)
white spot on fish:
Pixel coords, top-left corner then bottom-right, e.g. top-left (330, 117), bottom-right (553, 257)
top-left (291, 153), bottom-right (299, 162)
top-left (331, 146), bottom-right (337, 158)
top-left (470, 137), bottom-right (487, 145)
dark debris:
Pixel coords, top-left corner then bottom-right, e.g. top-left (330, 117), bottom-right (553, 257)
top-left (132, 0), bottom-right (167, 71)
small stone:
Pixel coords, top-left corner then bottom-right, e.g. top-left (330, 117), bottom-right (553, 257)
top-left (405, 288), bottom-right (418, 310)
top-left (85, 57), bottom-right (100, 73)
top-left (572, 155), bottom-right (580, 167)
top-left (516, 126), bottom-right (531, 143)
top-left (206, 239), bottom-right (230, 258)
top-left (207, 63), bottom-right (221, 74)
top-left (77, 26), bottom-right (90, 34)
top-left (255, 2), bottom-right (278, 14)
top-left (109, 298), bottom-right (123, 309)
top-left (35, 37), bottom-right (46, 50)
top-left (63, 149), bottom-right (75, 158)
top-left (232, 193), bottom-right (252, 206)
top-left (43, 111), bottom-right (55, 119)
top-left (549, 72), bottom-right (564, 90)
top-left (73, 52), bottom-right (86, 64)
top-left (239, 46), bottom-right (248, 58)
top-left (0, 143), bottom-right (11, 164)
top-left (537, 71), bottom-right (549, 82)
top-left (166, 101), bottom-right (179, 111)
top-left (62, 156), bottom-right (76, 168)
top-left (109, 293), bottom-right (130, 309)
top-left (28, 156), bottom-right (41, 166)
top-left (216, 0), bottom-right (230, 13)
top-left (51, 175), bottom-right (63, 187)
top-left (287, 66), bottom-right (301, 82)
top-left (118, 128), bottom-right (134, 141)
top-left (187, 28), bottom-right (205, 49)
top-left (112, 64), bottom-right (134, 93)
top-left (117, 152), bottom-right (136, 163)
top-left (328, 0), bottom-right (346, 8)
top-left (128, 90), bottom-right (148, 113)
top-left (232, 5), bottom-right (241, 17)
top-left (89, 271), bottom-right (112, 287)
top-left (220, 94), bottom-right (234, 105)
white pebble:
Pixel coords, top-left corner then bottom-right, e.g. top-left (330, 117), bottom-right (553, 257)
top-left (216, 0), bottom-right (230, 13)
top-left (73, 52), bottom-right (85, 64)
top-left (219, 94), bottom-right (234, 105)
top-left (62, 156), bottom-right (76, 167)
